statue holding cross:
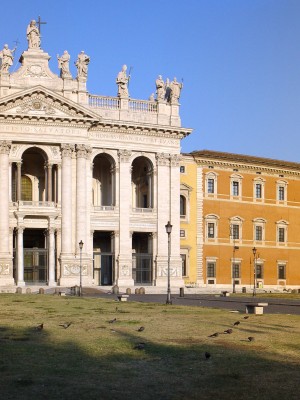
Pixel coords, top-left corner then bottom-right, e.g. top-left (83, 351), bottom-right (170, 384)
top-left (26, 20), bottom-right (40, 49)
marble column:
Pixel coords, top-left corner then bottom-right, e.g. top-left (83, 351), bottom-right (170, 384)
top-left (0, 141), bottom-right (14, 285)
top-left (47, 163), bottom-right (53, 202)
top-left (17, 161), bottom-right (22, 201)
top-left (48, 227), bottom-right (56, 286)
top-left (61, 144), bottom-right (74, 255)
top-left (17, 226), bottom-right (25, 286)
top-left (76, 144), bottom-right (89, 249)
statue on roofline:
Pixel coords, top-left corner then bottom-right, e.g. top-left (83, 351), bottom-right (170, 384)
top-left (27, 20), bottom-right (40, 49)
top-left (75, 50), bottom-right (90, 79)
top-left (0, 44), bottom-right (16, 73)
top-left (116, 64), bottom-right (130, 98)
top-left (57, 50), bottom-right (72, 78)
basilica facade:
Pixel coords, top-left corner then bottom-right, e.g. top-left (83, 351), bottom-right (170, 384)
top-left (0, 20), bottom-right (191, 289)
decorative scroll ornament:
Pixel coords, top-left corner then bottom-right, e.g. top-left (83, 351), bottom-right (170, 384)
top-left (61, 144), bottom-right (75, 158)
top-left (0, 141), bottom-right (12, 154)
top-left (16, 99), bottom-right (56, 115)
top-left (63, 264), bottom-right (87, 276)
top-left (156, 152), bottom-right (169, 166)
top-left (118, 149), bottom-right (132, 163)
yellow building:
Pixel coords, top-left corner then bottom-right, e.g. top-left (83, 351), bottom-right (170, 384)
top-left (181, 150), bottom-right (300, 290)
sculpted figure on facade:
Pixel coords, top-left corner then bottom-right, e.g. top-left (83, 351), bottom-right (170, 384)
top-left (27, 20), bottom-right (40, 49)
top-left (57, 50), bottom-right (72, 78)
top-left (169, 77), bottom-right (183, 104)
top-left (0, 44), bottom-right (16, 73)
top-left (75, 51), bottom-right (90, 79)
top-left (116, 65), bottom-right (130, 98)
top-left (155, 75), bottom-right (166, 102)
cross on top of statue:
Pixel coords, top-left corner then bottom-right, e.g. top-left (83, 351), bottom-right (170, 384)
top-left (37, 16), bottom-right (47, 34)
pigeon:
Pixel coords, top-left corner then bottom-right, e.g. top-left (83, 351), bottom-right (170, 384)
top-left (233, 321), bottom-right (240, 326)
top-left (134, 342), bottom-right (145, 350)
top-left (244, 316), bottom-right (249, 319)
top-left (208, 332), bottom-right (219, 338)
top-left (59, 322), bottom-right (72, 329)
top-left (248, 336), bottom-right (255, 342)
top-left (224, 328), bottom-right (233, 334)
top-left (109, 318), bottom-right (117, 324)
top-left (36, 323), bottom-right (43, 331)
top-left (205, 351), bottom-right (211, 360)
top-left (137, 326), bottom-right (145, 332)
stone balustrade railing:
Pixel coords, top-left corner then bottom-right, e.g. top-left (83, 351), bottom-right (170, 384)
top-left (129, 99), bottom-right (157, 113)
top-left (88, 95), bottom-right (158, 113)
top-left (12, 201), bottom-right (55, 207)
top-left (89, 95), bottom-right (120, 110)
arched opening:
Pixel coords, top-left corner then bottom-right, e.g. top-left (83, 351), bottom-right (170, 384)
top-left (131, 156), bottom-right (153, 209)
top-left (92, 154), bottom-right (115, 207)
top-left (21, 175), bottom-right (33, 201)
top-left (180, 195), bottom-right (186, 217)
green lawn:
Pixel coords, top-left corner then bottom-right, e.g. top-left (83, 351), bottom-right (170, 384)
top-left (1, 294), bottom-right (299, 400)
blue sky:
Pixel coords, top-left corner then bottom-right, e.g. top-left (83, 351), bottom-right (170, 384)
top-left (1, 0), bottom-right (300, 162)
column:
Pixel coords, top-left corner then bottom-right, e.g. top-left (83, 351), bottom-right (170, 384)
top-left (117, 150), bottom-right (134, 286)
top-left (47, 163), bottom-right (53, 202)
top-left (17, 161), bottom-right (22, 201)
top-left (61, 144), bottom-right (74, 255)
top-left (76, 144), bottom-right (88, 248)
top-left (57, 163), bottom-right (62, 204)
top-left (17, 226), bottom-right (25, 286)
top-left (48, 227), bottom-right (56, 286)
top-left (0, 141), bottom-right (14, 285)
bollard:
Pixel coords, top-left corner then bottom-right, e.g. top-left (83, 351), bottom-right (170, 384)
top-left (135, 288), bottom-right (140, 294)
top-left (126, 288), bottom-right (131, 295)
top-left (242, 287), bottom-right (247, 294)
top-left (112, 285), bottom-right (119, 295)
top-left (179, 287), bottom-right (184, 297)
top-left (16, 287), bottom-right (22, 294)
top-left (26, 288), bottom-right (31, 294)
top-left (39, 288), bottom-right (45, 294)
top-left (139, 287), bottom-right (145, 294)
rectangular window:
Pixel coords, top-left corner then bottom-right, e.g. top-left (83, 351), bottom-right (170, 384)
top-left (208, 223), bottom-right (215, 238)
top-left (207, 178), bottom-right (215, 194)
top-left (232, 224), bottom-right (239, 240)
top-left (278, 228), bottom-right (285, 242)
top-left (278, 186), bottom-right (285, 201)
top-left (207, 263), bottom-right (216, 278)
top-left (232, 181), bottom-right (239, 196)
top-left (255, 184), bottom-right (262, 199)
top-left (180, 230), bottom-right (186, 238)
top-left (278, 265), bottom-right (286, 279)
top-left (232, 263), bottom-right (240, 278)
top-left (180, 166), bottom-right (185, 173)
top-left (256, 265), bottom-right (263, 279)
top-left (181, 254), bottom-right (187, 276)
top-left (255, 226), bottom-right (262, 241)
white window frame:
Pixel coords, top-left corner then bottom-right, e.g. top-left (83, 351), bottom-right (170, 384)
top-left (276, 220), bottom-right (288, 245)
top-left (205, 172), bottom-right (218, 196)
top-left (206, 257), bottom-right (218, 285)
top-left (276, 180), bottom-right (288, 204)
top-left (180, 247), bottom-right (190, 278)
top-left (231, 259), bottom-right (242, 285)
top-left (230, 174), bottom-right (243, 200)
top-left (253, 218), bottom-right (266, 243)
top-left (253, 178), bottom-right (265, 202)
top-left (180, 183), bottom-right (192, 222)
top-left (229, 216), bottom-right (244, 243)
top-left (205, 214), bottom-right (219, 241)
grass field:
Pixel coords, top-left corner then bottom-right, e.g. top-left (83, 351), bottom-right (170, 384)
top-left (0, 293), bottom-right (299, 400)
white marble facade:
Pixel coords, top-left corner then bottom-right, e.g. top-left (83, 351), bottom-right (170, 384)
top-left (0, 21), bottom-right (191, 289)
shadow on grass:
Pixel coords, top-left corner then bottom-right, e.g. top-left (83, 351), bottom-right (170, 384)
top-left (0, 322), bottom-right (299, 400)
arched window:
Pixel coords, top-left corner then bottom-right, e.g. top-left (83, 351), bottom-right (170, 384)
top-left (180, 195), bottom-right (186, 217)
top-left (21, 175), bottom-right (33, 201)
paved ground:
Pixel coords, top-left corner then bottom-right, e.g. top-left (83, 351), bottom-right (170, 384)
top-left (82, 289), bottom-right (300, 315)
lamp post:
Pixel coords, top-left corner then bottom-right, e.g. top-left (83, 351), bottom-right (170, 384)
top-left (165, 221), bottom-right (172, 305)
top-left (79, 240), bottom-right (84, 297)
top-left (252, 247), bottom-right (257, 297)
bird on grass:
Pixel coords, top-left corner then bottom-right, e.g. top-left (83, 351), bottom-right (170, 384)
top-left (59, 322), bottom-right (72, 329)
top-left (204, 352), bottom-right (211, 360)
top-left (248, 336), bottom-right (255, 342)
top-left (109, 318), bottom-right (117, 324)
top-left (134, 342), bottom-right (145, 350)
top-left (36, 323), bottom-right (43, 331)
top-left (137, 326), bottom-right (145, 332)
top-left (208, 332), bottom-right (219, 338)
top-left (233, 321), bottom-right (240, 326)
top-left (244, 316), bottom-right (250, 319)
top-left (224, 328), bottom-right (233, 334)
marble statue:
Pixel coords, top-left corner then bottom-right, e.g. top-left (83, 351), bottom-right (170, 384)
top-left (116, 65), bottom-right (130, 98)
top-left (27, 20), bottom-right (40, 49)
top-left (57, 50), bottom-right (71, 78)
top-left (155, 75), bottom-right (166, 101)
top-left (0, 44), bottom-right (16, 73)
top-left (75, 51), bottom-right (90, 79)
top-left (169, 77), bottom-right (183, 104)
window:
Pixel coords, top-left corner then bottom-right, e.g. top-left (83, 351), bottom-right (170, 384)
top-left (255, 184), bottom-right (262, 199)
top-left (256, 265), bottom-right (263, 279)
top-left (180, 230), bottom-right (186, 238)
top-left (232, 263), bottom-right (240, 279)
top-left (207, 178), bottom-right (215, 194)
top-left (180, 166), bottom-right (185, 173)
top-left (208, 223), bottom-right (215, 238)
top-left (207, 263), bottom-right (216, 278)
top-left (255, 226), bottom-right (262, 241)
top-left (278, 264), bottom-right (286, 279)
top-left (278, 186), bottom-right (285, 201)
top-left (21, 175), bottom-right (33, 201)
top-left (232, 181), bottom-right (239, 196)
top-left (181, 254), bottom-right (187, 276)
top-left (278, 228), bottom-right (285, 242)
top-left (232, 224), bottom-right (239, 240)
top-left (180, 195), bottom-right (186, 217)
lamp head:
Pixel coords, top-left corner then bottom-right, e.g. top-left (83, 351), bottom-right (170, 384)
top-left (165, 221), bottom-right (173, 234)
top-left (79, 240), bottom-right (84, 250)
top-left (252, 247), bottom-right (257, 256)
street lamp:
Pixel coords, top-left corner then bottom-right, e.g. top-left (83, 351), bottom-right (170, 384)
top-left (252, 247), bottom-right (257, 297)
top-left (79, 240), bottom-right (84, 297)
top-left (165, 221), bottom-right (172, 305)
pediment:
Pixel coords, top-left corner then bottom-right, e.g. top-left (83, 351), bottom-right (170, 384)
top-left (0, 85), bottom-right (100, 123)
top-left (180, 183), bottom-right (193, 192)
